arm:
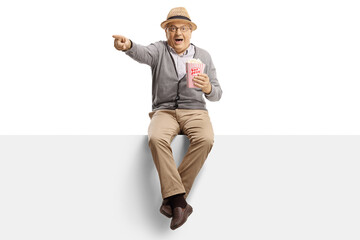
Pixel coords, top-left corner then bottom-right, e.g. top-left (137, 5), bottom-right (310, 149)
top-left (204, 57), bottom-right (222, 101)
top-left (112, 35), bottom-right (159, 66)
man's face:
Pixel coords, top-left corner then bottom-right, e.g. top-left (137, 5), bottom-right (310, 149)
top-left (166, 21), bottom-right (192, 55)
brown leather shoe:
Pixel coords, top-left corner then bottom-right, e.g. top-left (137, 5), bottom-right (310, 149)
top-left (159, 199), bottom-right (172, 218)
top-left (170, 204), bottom-right (193, 230)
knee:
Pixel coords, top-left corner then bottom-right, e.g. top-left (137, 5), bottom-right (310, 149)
top-left (148, 134), bottom-right (169, 148)
top-left (204, 135), bottom-right (214, 148)
top-left (192, 134), bottom-right (214, 149)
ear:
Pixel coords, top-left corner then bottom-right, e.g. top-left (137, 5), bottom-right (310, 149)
top-left (165, 29), bottom-right (170, 40)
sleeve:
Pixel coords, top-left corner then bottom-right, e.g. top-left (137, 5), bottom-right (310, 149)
top-left (124, 41), bottom-right (160, 67)
top-left (205, 55), bottom-right (223, 102)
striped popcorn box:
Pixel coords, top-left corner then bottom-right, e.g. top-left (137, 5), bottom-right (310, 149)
top-left (186, 62), bottom-right (206, 88)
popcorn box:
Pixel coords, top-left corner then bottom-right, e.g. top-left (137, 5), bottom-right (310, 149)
top-left (186, 62), bottom-right (206, 88)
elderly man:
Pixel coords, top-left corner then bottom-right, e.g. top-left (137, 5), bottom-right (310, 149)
top-left (113, 7), bottom-right (222, 230)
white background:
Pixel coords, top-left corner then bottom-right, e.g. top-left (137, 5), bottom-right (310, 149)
top-left (1, 0), bottom-right (360, 135)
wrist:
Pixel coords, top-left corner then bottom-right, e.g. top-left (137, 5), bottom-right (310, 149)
top-left (126, 39), bottom-right (132, 50)
top-left (204, 85), bottom-right (212, 94)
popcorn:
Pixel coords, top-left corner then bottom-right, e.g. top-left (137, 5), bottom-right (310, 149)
top-left (187, 58), bottom-right (203, 64)
top-left (186, 59), bottom-right (205, 88)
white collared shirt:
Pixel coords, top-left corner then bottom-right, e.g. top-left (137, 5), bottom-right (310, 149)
top-left (168, 44), bottom-right (195, 80)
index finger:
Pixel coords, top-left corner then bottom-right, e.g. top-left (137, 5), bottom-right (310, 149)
top-left (112, 35), bottom-right (125, 40)
top-left (197, 73), bottom-right (208, 78)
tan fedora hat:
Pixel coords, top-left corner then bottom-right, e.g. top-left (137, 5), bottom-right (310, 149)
top-left (160, 7), bottom-right (197, 31)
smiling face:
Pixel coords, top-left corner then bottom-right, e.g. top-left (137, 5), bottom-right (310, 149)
top-left (165, 21), bottom-right (192, 55)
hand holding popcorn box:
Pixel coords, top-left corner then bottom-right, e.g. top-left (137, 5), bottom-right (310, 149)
top-left (186, 58), bottom-right (205, 88)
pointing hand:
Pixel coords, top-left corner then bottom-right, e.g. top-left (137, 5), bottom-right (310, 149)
top-left (112, 35), bottom-right (131, 51)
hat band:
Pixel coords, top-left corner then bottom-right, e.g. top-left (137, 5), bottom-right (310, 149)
top-left (167, 15), bottom-right (191, 22)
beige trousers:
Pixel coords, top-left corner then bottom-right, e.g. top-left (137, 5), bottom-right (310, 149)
top-left (148, 109), bottom-right (214, 199)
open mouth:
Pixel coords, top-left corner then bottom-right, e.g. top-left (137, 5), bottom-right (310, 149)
top-left (175, 38), bottom-right (183, 44)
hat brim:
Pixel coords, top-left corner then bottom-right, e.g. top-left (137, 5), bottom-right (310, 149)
top-left (160, 19), bottom-right (197, 31)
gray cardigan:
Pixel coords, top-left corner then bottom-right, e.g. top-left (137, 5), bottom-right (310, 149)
top-left (125, 40), bottom-right (222, 111)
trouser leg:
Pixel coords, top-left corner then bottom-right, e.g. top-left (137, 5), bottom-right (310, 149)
top-left (176, 109), bottom-right (214, 198)
top-left (148, 110), bottom-right (186, 199)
